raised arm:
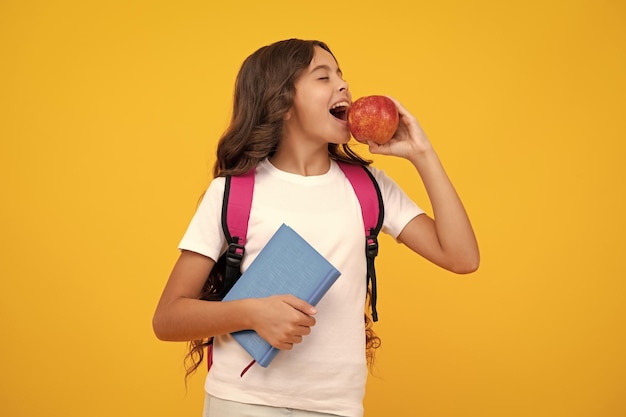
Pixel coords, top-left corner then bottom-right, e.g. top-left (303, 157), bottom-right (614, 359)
top-left (367, 97), bottom-right (479, 274)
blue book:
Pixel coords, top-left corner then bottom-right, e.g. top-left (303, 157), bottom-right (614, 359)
top-left (222, 223), bottom-right (341, 368)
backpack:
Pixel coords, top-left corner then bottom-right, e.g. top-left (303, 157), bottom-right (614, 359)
top-left (202, 160), bottom-right (384, 371)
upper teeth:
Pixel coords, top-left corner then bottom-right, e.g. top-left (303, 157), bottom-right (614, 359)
top-left (331, 101), bottom-right (350, 109)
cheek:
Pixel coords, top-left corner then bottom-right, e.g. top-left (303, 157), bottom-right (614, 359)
top-left (291, 87), bottom-right (329, 123)
top-left (294, 97), bottom-right (321, 120)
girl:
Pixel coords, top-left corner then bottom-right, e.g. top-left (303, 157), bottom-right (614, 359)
top-left (153, 39), bottom-right (479, 417)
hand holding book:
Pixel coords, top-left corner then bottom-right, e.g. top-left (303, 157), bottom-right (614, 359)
top-left (248, 293), bottom-right (317, 351)
top-left (222, 224), bottom-right (341, 369)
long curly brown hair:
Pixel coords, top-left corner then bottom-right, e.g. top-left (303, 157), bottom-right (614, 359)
top-left (185, 38), bottom-right (380, 379)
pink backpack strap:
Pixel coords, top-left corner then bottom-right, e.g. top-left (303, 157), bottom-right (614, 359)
top-left (223, 168), bottom-right (256, 248)
top-left (337, 162), bottom-right (382, 236)
top-left (337, 161), bottom-right (384, 321)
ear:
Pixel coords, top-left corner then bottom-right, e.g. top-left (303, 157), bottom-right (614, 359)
top-left (283, 109), bottom-right (292, 121)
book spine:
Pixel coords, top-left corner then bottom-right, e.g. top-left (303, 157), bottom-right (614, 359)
top-left (306, 270), bottom-right (341, 306)
top-left (257, 346), bottom-right (280, 368)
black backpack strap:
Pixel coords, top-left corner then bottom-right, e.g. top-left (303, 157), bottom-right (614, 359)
top-left (337, 162), bottom-right (384, 322)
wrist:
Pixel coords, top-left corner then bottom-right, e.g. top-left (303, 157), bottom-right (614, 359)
top-left (241, 297), bottom-right (262, 331)
top-left (408, 147), bottom-right (438, 168)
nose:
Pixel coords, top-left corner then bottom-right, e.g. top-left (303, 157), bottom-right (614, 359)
top-left (338, 79), bottom-right (348, 92)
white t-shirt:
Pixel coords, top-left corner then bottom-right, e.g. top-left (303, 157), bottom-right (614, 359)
top-left (179, 158), bottom-right (423, 417)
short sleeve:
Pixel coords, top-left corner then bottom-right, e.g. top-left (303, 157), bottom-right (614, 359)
top-left (177, 177), bottom-right (227, 261)
top-left (369, 166), bottom-right (425, 239)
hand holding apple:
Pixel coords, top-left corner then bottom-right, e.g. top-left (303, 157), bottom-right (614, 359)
top-left (364, 96), bottom-right (433, 162)
top-left (347, 95), bottom-right (399, 145)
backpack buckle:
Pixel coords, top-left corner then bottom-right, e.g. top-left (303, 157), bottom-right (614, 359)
top-left (366, 235), bottom-right (378, 258)
top-left (226, 241), bottom-right (245, 268)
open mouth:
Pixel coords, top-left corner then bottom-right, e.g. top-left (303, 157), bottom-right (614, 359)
top-left (329, 101), bottom-right (350, 121)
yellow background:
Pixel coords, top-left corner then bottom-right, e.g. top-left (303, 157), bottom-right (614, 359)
top-left (1, 1), bottom-right (625, 416)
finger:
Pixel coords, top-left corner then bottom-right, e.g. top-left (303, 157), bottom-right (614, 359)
top-left (297, 325), bottom-right (312, 336)
top-left (277, 341), bottom-right (294, 350)
top-left (368, 140), bottom-right (393, 155)
top-left (282, 295), bottom-right (317, 316)
top-left (385, 95), bottom-right (418, 128)
top-left (278, 336), bottom-right (302, 348)
top-left (384, 95), bottom-right (407, 115)
top-left (276, 332), bottom-right (307, 350)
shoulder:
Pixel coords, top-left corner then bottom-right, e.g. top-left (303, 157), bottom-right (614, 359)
top-left (194, 176), bottom-right (227, 213)
top-left (364, 164), bottom-right (425, 237)
top-left (364, 164), bottom-right (400, 192)
top-left (205, 176), bottom-right (227, 198)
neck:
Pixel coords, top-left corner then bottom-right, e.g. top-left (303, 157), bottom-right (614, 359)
top-left (270, 138), bottom-right (330, 176)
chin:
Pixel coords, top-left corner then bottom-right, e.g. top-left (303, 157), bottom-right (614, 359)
top-left (339, 129), bottom-right (352, 143)
top-left (332, 135), bottom-right (351, 145)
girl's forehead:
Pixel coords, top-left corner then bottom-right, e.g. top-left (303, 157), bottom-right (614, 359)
top-left (308, 46), bottom-right (340, 71)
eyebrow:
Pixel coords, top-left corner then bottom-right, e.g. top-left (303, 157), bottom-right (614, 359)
top-left (310, 64), bottom-right (343, 76)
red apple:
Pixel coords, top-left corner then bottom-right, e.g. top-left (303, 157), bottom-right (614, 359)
top-left (348, 95), bottom-right (399, 144)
